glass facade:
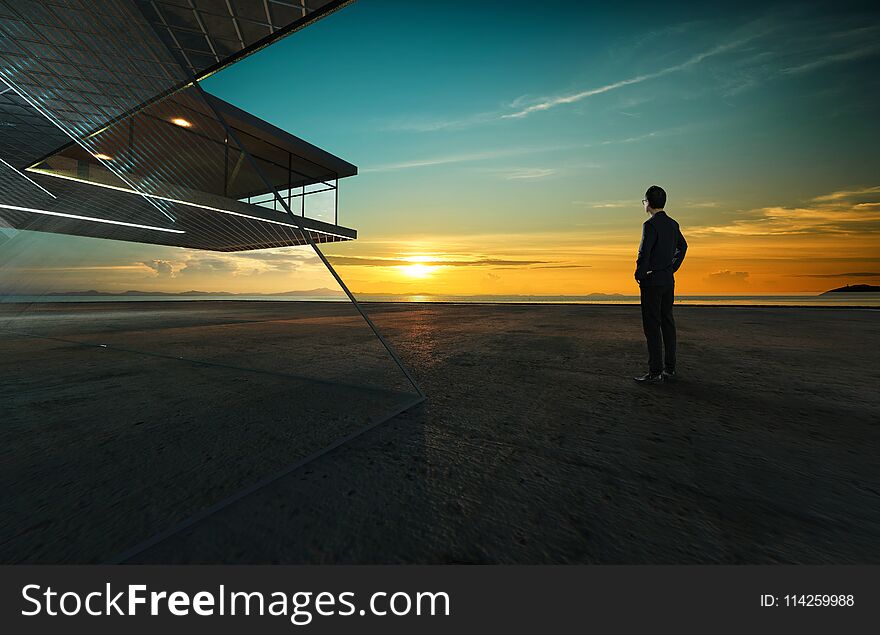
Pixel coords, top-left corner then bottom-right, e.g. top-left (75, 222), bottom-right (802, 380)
top-left (0, 0), bottom-right (424, 564)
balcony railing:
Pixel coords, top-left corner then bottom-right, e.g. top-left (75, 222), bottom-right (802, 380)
top-left (243, 180), bottom-right (339, 226)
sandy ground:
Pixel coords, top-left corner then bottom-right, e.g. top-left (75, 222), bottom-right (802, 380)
top-left (2, 302), bottom-right (878, 563)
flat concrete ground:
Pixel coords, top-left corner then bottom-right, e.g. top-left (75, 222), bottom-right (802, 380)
top-left (139, 302), bottom-right (879, 564)
top-left (0, 302), bottom-right (417, 563)
top-left (2, 302), bottom-right (879, 563)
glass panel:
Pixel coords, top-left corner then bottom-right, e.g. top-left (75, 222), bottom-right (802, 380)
top-left (0, 1), bottom-right (421, 564)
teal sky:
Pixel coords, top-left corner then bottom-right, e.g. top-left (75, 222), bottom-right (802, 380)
top-left (3, 0), bottom-right (878, 296)
top-left (204, 0), bottom-right (880, 241)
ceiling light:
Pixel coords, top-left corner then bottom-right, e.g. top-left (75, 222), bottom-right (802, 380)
top-left (170, 117), bottom-right (192, 128)
top-left (93, 153), bottom-right (112, 161)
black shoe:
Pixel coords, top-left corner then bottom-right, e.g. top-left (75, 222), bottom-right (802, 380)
top-left (633, 372), bottom-right (663, 384)
top-left (662, 369), bottom-right (677, 380)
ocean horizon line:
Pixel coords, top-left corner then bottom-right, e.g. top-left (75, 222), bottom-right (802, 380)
top-left (0, 289), bottom-right (872, 298)
top-left (1, 291), bottom-right (879, 308)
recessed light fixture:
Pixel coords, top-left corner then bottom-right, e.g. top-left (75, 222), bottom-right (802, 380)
top-left (170, 117), bottom-right (192, 128)
top-left (94, 153), bottom-right (113, 161)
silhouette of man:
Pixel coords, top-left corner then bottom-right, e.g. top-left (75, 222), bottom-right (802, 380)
top-left (633, 185), bottom-right (687, 383)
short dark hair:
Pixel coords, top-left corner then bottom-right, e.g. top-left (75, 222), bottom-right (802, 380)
top-left (645, 185), bottom-right (666, 209)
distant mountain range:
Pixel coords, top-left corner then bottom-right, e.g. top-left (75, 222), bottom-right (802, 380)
top-left (821, 284), bottom-right (880, 294)
top-left (28, 287), bottom-right (346, 297)
top-left (1, 289), bottom-right (631, 299)
top-left (3, 287), bottom-right (876, 299)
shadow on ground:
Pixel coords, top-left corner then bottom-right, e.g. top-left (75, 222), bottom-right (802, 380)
top-left (120, 303), bottom-right (880, 564)
top-left (0, 302), bottom-right (418, 563)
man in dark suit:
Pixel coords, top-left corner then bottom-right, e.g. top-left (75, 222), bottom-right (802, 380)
top-left (633, 185), bottom-right (687, 383)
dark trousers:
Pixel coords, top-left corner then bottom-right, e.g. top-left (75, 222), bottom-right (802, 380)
top-left (640, 283), bottom-right (676, 375)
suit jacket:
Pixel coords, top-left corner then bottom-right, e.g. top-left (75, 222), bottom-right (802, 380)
top-left (635, 211), bottom-right (687, 286)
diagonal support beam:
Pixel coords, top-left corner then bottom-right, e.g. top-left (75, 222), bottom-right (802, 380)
top-left (190, 81), bottom-right (425, 399)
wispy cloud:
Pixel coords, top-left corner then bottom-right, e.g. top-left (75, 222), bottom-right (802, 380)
top-left (175, 251), bottom-right (319, 277)
top-left (708, 270), bottom-right (749, 280)
top-left (362, 146), bottom-right (565, 173)
top-left (472, 166), bottom-right (562, 181)
top-left (327, 255), bottom-right (586, 269)
top-left (780, 43), bottom-right (880, 74)
top-left (789, 272), bottom-right (880, 278)
top-left (515, 16), bottom-right (880, 116)
top-left (382, 13), bottom-right (880, 135)
top-left (179, 257), bottom-right (239, 276)
top-left (684, 201), bottom-right (722, 209)
top-left (381, 112), bottom-right (499, 133)
top-left (532, 264), bottom-right (592, 269)
top-left (708, 18), bottom-right (880, 97)
top-left (811, 186), bottom-right (880, 203)
top-left (14, 265), bottom-right (147, 272)
top-left (572, 200), bottom-right (632, 209)
top-left (379, 29), bottom-right (758, 131)
top-left (704, 270), bottom-right (751, 288)
top-left (500, 36), bottom-right (758, 120)
top-left (141, 259), bottom-right (174, 277)
top-left (365, 128), bottom-right (674, 176)
top-left (583, 130), bottom-right (676, 147)
top-left (690, 186), bottom-right (880, 237)
top-left (504, 168), bottom-right (556, 180)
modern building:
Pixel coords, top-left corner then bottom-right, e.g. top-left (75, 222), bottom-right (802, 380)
top-left (1, 0), bottom-right (427, 566)
top-left (0, 0), bottom-right (359, 251)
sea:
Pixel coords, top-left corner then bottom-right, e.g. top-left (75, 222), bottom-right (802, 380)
top-left (2, 294), bottom-right (879, 307)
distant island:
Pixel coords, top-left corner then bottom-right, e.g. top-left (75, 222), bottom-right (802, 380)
top-left (821, 284), bottom-right (880, 294)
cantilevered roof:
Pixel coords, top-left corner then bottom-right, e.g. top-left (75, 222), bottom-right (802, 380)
top-left (31, 87), bottom-right (357, 200)
top-left (0, 0), bottom-right (354, 169)
top-left (134, 0), bottom-right (354, 79)
top-left (0, 159), bottom-right (356, 252)
top-left (0, 78), bottom-right (70, 169)
top-left (0, 0), bottom-right (358, 252)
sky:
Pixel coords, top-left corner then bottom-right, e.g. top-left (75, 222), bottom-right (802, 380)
top-left (3, 0), bottom-right (880, 296)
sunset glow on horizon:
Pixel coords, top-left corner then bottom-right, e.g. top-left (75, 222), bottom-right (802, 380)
top-left (2, 1), bottom-right (878, 298)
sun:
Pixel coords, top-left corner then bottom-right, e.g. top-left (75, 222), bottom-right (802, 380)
top-left (400, 263), bottom-right (434, 278)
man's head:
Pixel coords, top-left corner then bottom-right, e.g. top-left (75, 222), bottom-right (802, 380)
top-left (642, 185), bottom-right (666, 214)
